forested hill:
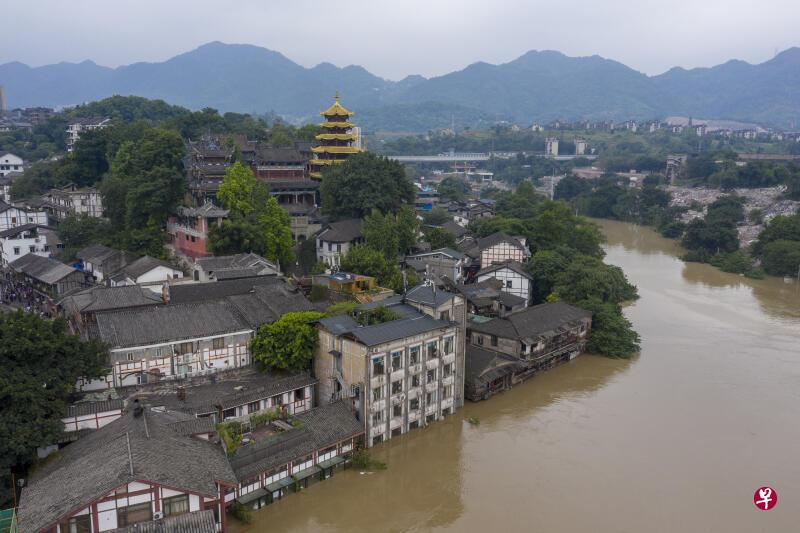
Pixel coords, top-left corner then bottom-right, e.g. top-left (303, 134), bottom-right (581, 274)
top-left (2, 42), bottom-right (800, 130)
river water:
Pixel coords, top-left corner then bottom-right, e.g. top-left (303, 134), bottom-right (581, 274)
top-left (231, 220), bottom-right (800, 533)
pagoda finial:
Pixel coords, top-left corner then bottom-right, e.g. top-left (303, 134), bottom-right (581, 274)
top-left (334, 90), bottom-right (340, 102)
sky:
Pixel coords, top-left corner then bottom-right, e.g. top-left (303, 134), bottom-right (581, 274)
top-left (1, 0), bottom-right (798, 80)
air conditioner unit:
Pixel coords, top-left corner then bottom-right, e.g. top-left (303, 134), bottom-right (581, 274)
top-left (153, 511), bottom-right (164, 520)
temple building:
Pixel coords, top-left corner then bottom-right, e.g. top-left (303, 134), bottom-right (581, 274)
top-left (309, 93), bottom-right (361, 179)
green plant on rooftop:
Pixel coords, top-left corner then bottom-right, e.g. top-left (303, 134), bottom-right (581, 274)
top-left (250, 311), bottom-right (326, 372)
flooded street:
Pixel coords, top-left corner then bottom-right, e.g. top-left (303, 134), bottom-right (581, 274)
top-left (232, 220), bottom-right (800, 533)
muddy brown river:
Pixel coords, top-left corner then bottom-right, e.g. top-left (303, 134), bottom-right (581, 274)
top-left (231, 219), bottom-right (800, 532)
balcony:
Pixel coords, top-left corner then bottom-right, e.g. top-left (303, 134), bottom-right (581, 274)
top-left (407, 387), bottom-right (421, 400)
top-left (370, 374), bottom-right (386, 388)
top-left (425, 358), bottom-right (439, 371)
top-left (369, 425), bottom-right (384, 439)
top-left (441, 397), bottom-right (454, 410)
top-left (407, 410), bottom-right (420, 423)
top-left (425, 403), bottom-right (438, 415)
top-left (408, 363), bottom-right (423, 374)
top-left (390, 368), bottom-right (405, 382)
top-left (442, 375), bottom-right (455, 387)
top-left (425, 381), bottom-right (438, 393)
top-left (371, 399), bottom-right (386, 413)
top-left (390, 417), bottom-right (403, 429)
top-left (442, 353), bottom-right (456, 365)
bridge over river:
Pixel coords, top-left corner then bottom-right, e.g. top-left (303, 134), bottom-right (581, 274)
top-left (386, 152), bottom-right (597, 163)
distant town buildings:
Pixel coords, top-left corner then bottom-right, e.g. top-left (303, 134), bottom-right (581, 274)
top-left (41, 184), bottom-right (104, 219)
top-left (545, 137), bottom-right (559, 157)
top-left (66, 117), bottom-right (112, 151)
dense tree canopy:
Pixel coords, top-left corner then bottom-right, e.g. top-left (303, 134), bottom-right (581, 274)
top-left (320, 152), bottom-right (416, 219)
top-left (250, 312), bottom-right (325, 371)
top-left (0, 312), bottom-right (107, 504)
top-left (363, 206), bottom-right (419, 258)
top-left (340, 245), bottom-right (418, 293)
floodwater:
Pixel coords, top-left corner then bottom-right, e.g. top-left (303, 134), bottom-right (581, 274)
top-left (231, 220), bottom-right (800, 533)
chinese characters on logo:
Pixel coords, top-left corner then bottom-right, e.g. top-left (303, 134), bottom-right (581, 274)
top-left (753, 486), bottom-right (777, 511)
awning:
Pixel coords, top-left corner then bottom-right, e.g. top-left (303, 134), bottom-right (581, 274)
top-left (317, 455), bottom-right (346, 470)
top-left (237, 488), bottom-right (267, 505)
top-left (293, 465), bottom-right (322, 481)
top-left (266, 480), bottom-right (286, 492)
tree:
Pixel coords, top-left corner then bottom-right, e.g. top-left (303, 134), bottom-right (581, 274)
top-left (363, 210), bottom-right (400, 259)
top-left (249, 312), bottom-right (325, 371)
top-left (425, 227), bottom-right (457, 250)
top-left (57, 214), bottom-right (113, 259)
top-left (580, 299), bottom-right (641, 358)
top-left (554, 175), bottom-right (591, 201)
top-left (217, 162), bottom-right (264, 215)
top-left (552, 255), bottom-right (638, 305)
top-left (437, 176), bottom-right (470, 202)
top-left (0, 312), bottom-right (107, 501)
top-left (340, 245), bottom-right (417, 293)
top-left (526, 250), bottom-right (569, 304)
top-left (320, 152), bottom-right (416, 219)
top-left (257, 197), bottom-right (295, 267)
top-left (421, 208), bottom-right (452, 226)
top-left (752, 213), bottom-right (800, 258)
top-left (761, 240), bottom-right (800, 277)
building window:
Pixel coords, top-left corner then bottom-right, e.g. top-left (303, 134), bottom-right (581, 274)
top-left (117, 502), bottom-right (153, 527)
top-left (126, 353), bottom-right (134, 361)
top-left (443, 385), bottom-right (453, 399)
top-left (163, 494), bottom-right (190, 516)
top-left (248, 401), bottom-right (260, 414)
top-left (412, 374), bottom-right (420, 388)
top-left (477, 335), bottom-right (484, 346)
top-left (223, 408), bottom-right (236, 419)
top-left (409, 346), bottom-right (420, 364)
top-left (426, 392), bottom-right (435, 404)
top-left (393, 404), bottom-right (402, 418)
top-left (410, 398), bottom-right (419, 410)
top-left (391, 380), bottom-right (402, 395)
top-left (372, 412), bottom-right (383, 425)
top-left (336, 244), bottom-right (342, 252)
top-left (28, 245), bottom-right (35, 253)
top-left (65, 515), bottom-right (91, 533)
top-left (444, 337), bottom-right (454, 354)
top-left (439, 310), bottom-right (450, 321)
top-left (295, 388), bottom-right (305, 401)
top-left (391, 351), bottom-right (402, 371)
top-left (372, 356), bottom-right (385, 376)
top-left (444, 363), bottom-right (453, 377)
top-left (372, 386), bottom-right (384, 401)
top-left (491, 335), bottom-right (498, 347)
top-left (506, 280), bottom-right (513, 288)
top-left (409, 420), bottom-right (419, 430)
top-left (426, 341), bottom-right (438, 359)
top-left (178, 342), bottom-right (194, 354)
top-left (212, 337), bottom-right (225, 350)
top-left (427, 369), bottom-right (436, 384)
top-left (12, 247), bottom-right (19, 255)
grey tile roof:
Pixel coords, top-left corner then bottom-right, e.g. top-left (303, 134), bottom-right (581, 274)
top-left (318, 218), bottom-right (363, 243)
top-left (95, 300), bottom-right (250, 348)
top-left (0, 223), bottom-right (45, 238)
top-left (468, 301), bottom-right (591, 340)
top-left (109, 510), bottom-right (217, 533)
top-left (195, 252), bottom-right (275, 273)
top-left (229, 402), bottom-right (363, 481)
top-left (465, 345), bottom-right (523, 384)
top-left (407, 247), bottom-right (464, 261)
top-left (404, 284), bottom-right (458, 307)
top-left (60, 285), bottom-right (163, 314)
top-left (167, 417), bottom-right (216, 436)
top-left (177, 202), bottom-right (230, 218)
top-left (132, 367), bottom-right (316, 417)
top-left (442, 220), bottom-right (469, 238)
top-left (66, 399), bottom-right (125, 418)
top-left (318, 315), bottom-right (359, 335)
top-left (75, 244), bottom-right (123, 264)
top-left (112, 255), bottom-right (178, 281)
top-left (9, 254), bottom-right (80, 285)
top-left (347, 315), bottom-right (453, 347)
top-left (17, 409), bottom-right (235, 533)
top-left (168, 276), bottom-right (282, 304)
top-left (476, 232), bottom-right (526, 252)
top-left (477, 260), bottom-right (532, 279)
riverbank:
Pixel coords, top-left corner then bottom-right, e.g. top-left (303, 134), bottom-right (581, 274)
top-left (230, 220), bottom-right (800, 532)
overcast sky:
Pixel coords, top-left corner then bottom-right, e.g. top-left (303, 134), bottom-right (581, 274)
top-left (2, 0), bottom-right (797, 80)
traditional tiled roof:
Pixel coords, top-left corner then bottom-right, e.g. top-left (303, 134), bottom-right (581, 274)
top-left (465, 345), bottom-right (523, 385)
top-left (403, 284), bottom-right (459, 307)
top-left (9, 254), bottom-right (80, 285)
top-left (109, 510), bottom-right (217, 533)
top-left (110, 255), bottom-right (179, 282)
top-left (407, 248), bottom-right (464, 261)
top-left (194, 253), bottom-right (277, 278)
top-left (17, 408), bottom-right (235, 533)
top-left (229, 402), bottom-right (363, 481)
top-left (168, 275), bottom-right (282, 304)
top-left (59, 285), bottom-right (163, 314)
top-left (177, 202), bottom-right (229, 218)
top-left (0, 223), bottom-right (43, 238)
top-left (66, 399), bottom-right (124, 418)
top-left (476, 232), bottom-right (526, 252)
top-left (468, 301), bottom-right (591, 340)
top-left (477, 260), bottom-right (532, 279)
top-left (75, 244), bottom-right (123, 265)
top-left (347, 315), bottom-right (453, 347)
top-left (318, 218), bottom-right (363, 243)
top-left (442, 220), bottom-right (469, 238)
top-left (95, 300), bottom-right (250, 348)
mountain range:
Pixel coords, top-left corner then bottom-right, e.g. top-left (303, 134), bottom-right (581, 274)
top-left (2, 41), bottom-right (799, 131)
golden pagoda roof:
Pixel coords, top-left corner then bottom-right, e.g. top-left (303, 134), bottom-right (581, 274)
top-left (320, 121), bottom-right (356, 129)
top-left (320, 93), bottom-right (354, 117)
top-left (315, 133), bottom-right (358, 141)
top-left (311, 145), bottom-right (361, 155)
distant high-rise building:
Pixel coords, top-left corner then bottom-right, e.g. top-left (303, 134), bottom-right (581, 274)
top-left (0, 86), bottom-right (7, 114)
top-left (545, 137), bottom-right (559, 157)
top-left (574, 138), bottom-right (587, 156)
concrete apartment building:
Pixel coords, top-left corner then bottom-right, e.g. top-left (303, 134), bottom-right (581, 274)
top-left (66, 117), bottom-right (111, 151)
top-left (315, 285), bottom-right (466, 447)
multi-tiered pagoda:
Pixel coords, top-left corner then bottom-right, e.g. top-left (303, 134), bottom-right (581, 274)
top-left (309, 93), bottom-right (361, 179)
